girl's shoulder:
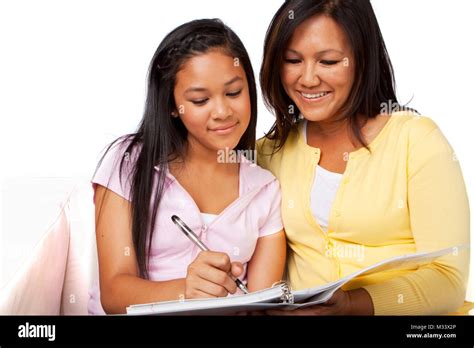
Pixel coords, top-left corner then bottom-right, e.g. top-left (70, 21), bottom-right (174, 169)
top-left (92, 136), bottom-right (141, 201)
top-left (239, 154), bottom-right (280, 193)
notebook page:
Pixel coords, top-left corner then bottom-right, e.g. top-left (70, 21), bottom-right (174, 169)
top-left (290, 245), bottom-right (465, 304)
top-left (127, 283), bottom-right (285, 315)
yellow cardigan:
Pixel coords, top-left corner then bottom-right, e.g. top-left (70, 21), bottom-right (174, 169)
top-left (257, 112), bottom-right (470, 315)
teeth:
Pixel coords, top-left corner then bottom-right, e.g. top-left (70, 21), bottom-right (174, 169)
top-left (301, 92), bottom-right (329, 99)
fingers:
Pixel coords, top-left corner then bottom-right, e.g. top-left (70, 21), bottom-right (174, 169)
top-left (186, 277), bottom-right (232, 298)
top-left (199, 251), bottom-right (232, 272)
top-left (194, 265), bottom-right (237, 294)
top-left (185, 288), bottom-right (217, 299)
top-left (248, 310), bottom-right (266, 316)
top-left (197, 252), bottom-right (239, 293)
top-left (323, 289), bottom-right (342, 305)
top-left (186, 251), bottom-right (239, 299)
top-left (266, 308), bottom-right (310, 316)
top-left (231, 262), bottom-right (244, 277)
top-left (266, 309), bottom-right (298, 316)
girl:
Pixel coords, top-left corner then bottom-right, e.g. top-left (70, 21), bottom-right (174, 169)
top-left (89, 19), bottom-right (286, 314)
top-left (258, 0), bottom-right (470, 315)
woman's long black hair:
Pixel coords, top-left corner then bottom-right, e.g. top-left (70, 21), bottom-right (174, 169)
top-left (95, 19), bottom-right (258, 279)
top-left (260, 0), bottom-right (415, 152)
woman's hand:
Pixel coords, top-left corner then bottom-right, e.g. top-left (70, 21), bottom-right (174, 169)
top-left (185, 251), bottom-right (244, 299)
top-left (266, 288), bottom-right (374, 316)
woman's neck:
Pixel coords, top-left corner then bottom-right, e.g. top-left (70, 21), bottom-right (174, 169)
top-left (171, 139), bottom-right (237, 176)
top-left (307, 113), bottom-right (370, 147)
top-left (310, 117), bottom-right (349, 138)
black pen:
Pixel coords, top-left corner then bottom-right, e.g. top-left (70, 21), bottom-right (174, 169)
top-left (171, 215), bottom-right (249, 294)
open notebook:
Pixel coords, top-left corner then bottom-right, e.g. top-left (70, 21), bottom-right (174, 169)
top-left (126, 245), bottom-right (466, 315)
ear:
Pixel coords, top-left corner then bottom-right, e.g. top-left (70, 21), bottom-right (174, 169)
top-left (171, 110), bottom-right (179, 118)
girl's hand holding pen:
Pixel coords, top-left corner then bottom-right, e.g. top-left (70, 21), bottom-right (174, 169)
top-left (185, 251), bottom-right (244, 299)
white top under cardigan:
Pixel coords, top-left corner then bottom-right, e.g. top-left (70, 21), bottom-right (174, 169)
top-left (302, 120), bottom-right (343, 232)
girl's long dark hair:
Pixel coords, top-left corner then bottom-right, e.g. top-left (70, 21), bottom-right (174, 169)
top-left (260, 0), bottom-right (414, 152)
top-left (95, 19), bottom-right (258, 279)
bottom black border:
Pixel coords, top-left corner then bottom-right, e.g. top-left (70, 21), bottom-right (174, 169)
top-left (1, 315), bottom-right (473, 346)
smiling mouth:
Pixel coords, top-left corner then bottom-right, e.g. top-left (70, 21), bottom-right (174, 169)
top-left (209, 122), bottom-right (238, 134)
top-left (299, 91), bottom-right (332, 101)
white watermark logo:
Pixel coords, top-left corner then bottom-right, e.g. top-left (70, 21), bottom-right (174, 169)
top-left (380, 99), bottom-right (414, 115)
top-left (217, 148), bottom-right (257, 166)
top-left (325, 241), bottom-right (365, 262)
top-left (18, 322), bottom-right (56, 341)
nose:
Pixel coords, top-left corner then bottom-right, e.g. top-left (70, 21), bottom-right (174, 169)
top-left (211, 97), bottom-right (232, 119)
top-left (300, 61), bottom-right (321, 88)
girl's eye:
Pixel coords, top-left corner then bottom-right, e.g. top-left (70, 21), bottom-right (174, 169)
top-left (321, 60), bottom-right (339, 66)
top-left (191, 99), bottom-right (208, 106)
top-left (284, 58), bottom-right (301, 64)
top-left (227, 90), bottom-right (242, 97)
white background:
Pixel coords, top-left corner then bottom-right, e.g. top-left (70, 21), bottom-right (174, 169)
top-left (1, 0), bottom-right (473, 300)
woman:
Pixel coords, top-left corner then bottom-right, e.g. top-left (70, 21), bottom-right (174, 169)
top-left (89, 19), bottom-right (286, 314)
top-left (257, 0), bottom-right (470, 315)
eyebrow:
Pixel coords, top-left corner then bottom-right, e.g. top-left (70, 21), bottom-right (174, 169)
top-left (184, 76), bottom-right (243, 94)
top-left (286, 48), bottom-right (344, 55)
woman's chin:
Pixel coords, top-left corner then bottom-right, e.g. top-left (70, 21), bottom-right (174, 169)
top-left (211, 141), bottom-right (240, 154)
top-left (299, 109), bottom-right (334, 123)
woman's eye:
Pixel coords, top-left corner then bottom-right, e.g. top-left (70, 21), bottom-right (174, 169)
top-left (191, 99), bottom-right (208, 106)
top-left (227, 90), bottom-right (242, 97)
top-left (320, 60), bottom-right (339, 66)
top-left (284, 58), bottom-right (301, 64)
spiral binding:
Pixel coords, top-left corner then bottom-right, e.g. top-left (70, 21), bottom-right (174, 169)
top-left (272, 280), bottom-right (294, 304)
